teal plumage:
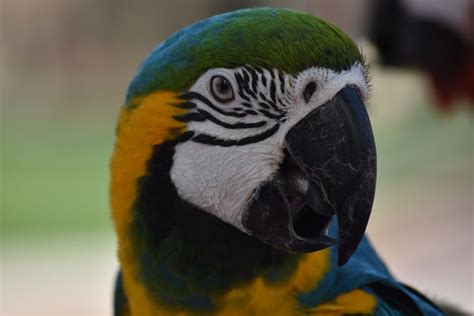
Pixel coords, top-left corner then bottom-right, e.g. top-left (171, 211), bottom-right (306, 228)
top-left (297, 221), bottom-right (444, 315)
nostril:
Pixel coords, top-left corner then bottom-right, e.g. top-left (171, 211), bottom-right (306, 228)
top-left (303, 81), bottom-right (317, 103)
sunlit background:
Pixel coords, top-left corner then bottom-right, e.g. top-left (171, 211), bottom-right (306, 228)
top-left (1, 1), bottom-right (472, 315)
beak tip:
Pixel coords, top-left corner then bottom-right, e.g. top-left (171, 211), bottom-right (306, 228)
top-left (336, 217), bottom-right (370, 266)
top-left (337, 258), bottom-right (347, 267)
top-left (337, 247), bottom-right (354, 266)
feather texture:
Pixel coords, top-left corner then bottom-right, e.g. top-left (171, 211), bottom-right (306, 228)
top-left (125, 8), bottom-right (363, 103)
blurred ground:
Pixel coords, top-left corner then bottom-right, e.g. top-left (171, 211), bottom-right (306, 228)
top-left (1, 1), bottom-right (472, 315)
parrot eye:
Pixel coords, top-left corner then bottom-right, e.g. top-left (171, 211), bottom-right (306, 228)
top-left (210, 75), bottom-right (234, 103)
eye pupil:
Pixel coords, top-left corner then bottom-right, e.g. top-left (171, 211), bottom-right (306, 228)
top-left (219, 79), bottom-right (228, 91)
top-left (210, 75), bottom-right (235, 103)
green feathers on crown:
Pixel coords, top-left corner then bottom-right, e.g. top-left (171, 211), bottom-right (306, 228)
top-left (126, 7), bottom-right (363, 104)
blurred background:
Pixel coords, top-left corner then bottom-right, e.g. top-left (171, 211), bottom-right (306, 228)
top-left (1, 0), bottom-right (472, 315)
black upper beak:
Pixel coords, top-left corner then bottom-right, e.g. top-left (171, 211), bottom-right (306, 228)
top-left (243, 86), bottom-right (376, 266)
top-left (286, 86), bottom-right (377, 265)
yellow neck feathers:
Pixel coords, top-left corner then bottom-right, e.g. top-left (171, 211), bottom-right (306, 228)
top-left (110, 91), bottom-right (187, 315)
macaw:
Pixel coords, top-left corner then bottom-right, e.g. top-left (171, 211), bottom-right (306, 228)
top-left (110, 8), bottom-right (444, 315)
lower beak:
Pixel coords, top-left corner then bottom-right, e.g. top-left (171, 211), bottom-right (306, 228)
top-left (243, 86), bottom-right (377, 266)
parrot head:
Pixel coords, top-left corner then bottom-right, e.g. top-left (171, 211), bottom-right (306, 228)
top-left (112, 8), bottom-right (376, 267)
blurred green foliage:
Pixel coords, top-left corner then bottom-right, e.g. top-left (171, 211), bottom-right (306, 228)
top-left (2, 119), bottom-right (114, 235)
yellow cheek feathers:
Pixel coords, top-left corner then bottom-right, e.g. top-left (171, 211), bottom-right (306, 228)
top-left (111, 91), bottom-right (187, 236)
top-left (110, 91), bottom-right (187, 315)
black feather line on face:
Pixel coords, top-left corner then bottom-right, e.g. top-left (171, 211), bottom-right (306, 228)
top-left (257, 91), bottom-right (284, 113)
top-left (244, 66), bottom-right (259, 94)
top-left (192, 123), bottom-right (280, 146)
top-left (235, 72), bottom-right (257, 99)
top-left (197, 109), bottom-right (267, 129)
top-left (269, 80), bottom-right (277, 103)
top-left (253, 66), bottom-right (264, 74)
top-left (181, 92), bottom-right (247, 118)
top-left (178, 67), bottom-right (290, 144)
top-left (238, 89), bottom-right (251, 101)
top-left (258, 109), bottom-right (284, 120)
top-left (245, 110), bottom-right (258, 115)
top-left (278, 72), bottom-right (285, 94)
top-left (261, 73), bottom-right (267, 87)
top-left (277, 96), bottom-right (288, 108)
top-left (267, 100), bottom-right (282, 113)
top-left (258, 102), bottom-right (270, 110)
top-left (175, 101), bottom-right (197, 109)
top-left (173, 112), bottom-right (206, 122)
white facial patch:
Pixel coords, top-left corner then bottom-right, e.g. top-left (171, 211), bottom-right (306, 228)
top-left (170, 63), bottom-right (368, 232)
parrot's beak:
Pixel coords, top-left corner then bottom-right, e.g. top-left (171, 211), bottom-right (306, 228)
top-left (243, 86), bottom-right (377, 266)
